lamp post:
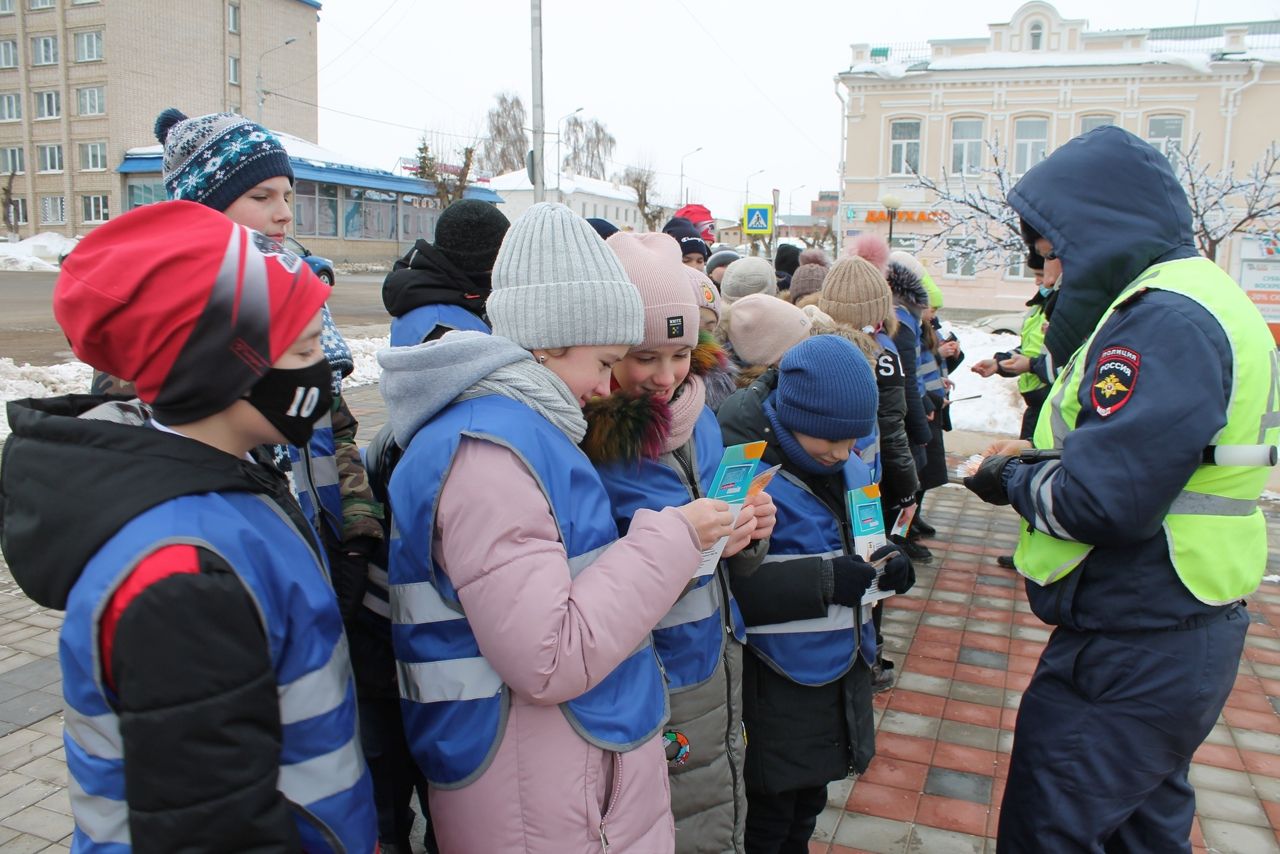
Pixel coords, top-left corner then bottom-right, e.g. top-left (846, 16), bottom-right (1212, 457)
top-left (679, 146), bottom-right (703, 207)
top-left (555, 107), bottom-right (584, 197)
top-left (744, 169), bottom-right (764, 210)
top-left (880, 192), bottom-right (902, 245)
top-left (256, 37), bottom-right (298, 123)
top-left (788, 184), bottom-right (806, 217)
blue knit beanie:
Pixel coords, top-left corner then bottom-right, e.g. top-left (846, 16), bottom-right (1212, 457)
top-left (155, 108), bottom-right (294, 213)
top-left (774, 335), bottom-right (878, 440)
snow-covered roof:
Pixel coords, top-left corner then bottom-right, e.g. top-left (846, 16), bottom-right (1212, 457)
top-left (488, 170), bottom-right (638, 203)
top-left (125, 131), bottom-right (385, 172)
top-left (845, 50), bottom-right (1238, 79)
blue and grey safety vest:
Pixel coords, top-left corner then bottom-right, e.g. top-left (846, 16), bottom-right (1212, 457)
top-left (388, 394), bottom-right (669, 789)
top-left (287, 411), bottom-right (343, 543)
top-left (750, 455), bottom-right (876, 685)
top-left (60, 492), bottom-right (375, 853)
top-left (850, 329), bottom-right (899, 484)
top-left (918, 345), bottom-right (946, 397)
top-left (390, 304), bottom-right (489, 347)
top-left (895, 306), bottom-right (925, 396)
top-left (596, 406), bottom-right (745, 692)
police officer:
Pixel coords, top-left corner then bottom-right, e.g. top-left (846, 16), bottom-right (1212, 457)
top-left (964, 125), bottom-right (1277, 851)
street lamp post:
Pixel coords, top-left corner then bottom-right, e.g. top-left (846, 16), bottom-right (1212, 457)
top-left (744, 169), bottom-right (765, 209)
top-left (788, 184), bottom-right (806, 217)
top-left (880, 193), bottom-right (902, 245)
top-left (555, 107), bottom-right (584, 197)
top-left (679, 146), bottom-right (703, 207)
top-left (256, 37), bottom-right (298, 123)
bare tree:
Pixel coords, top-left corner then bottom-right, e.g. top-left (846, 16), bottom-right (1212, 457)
top-left (417, 136), bottom-right (476, 207)
top-left (1172, 135), bottom-right (1280, 261)
top-left (478, 92), bottom-right (528, 176)
top-left (1, 170), bottom-right (15, 235)
top-left (563, 116), bottom-right (616, 180)
top-left (617, 164), bottom-right (666, 231)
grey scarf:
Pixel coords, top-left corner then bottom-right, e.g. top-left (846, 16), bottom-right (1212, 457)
top-left (457, 358), bottom-right (587, 444)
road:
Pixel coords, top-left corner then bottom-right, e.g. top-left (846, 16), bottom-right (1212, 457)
top-left (0, 271), bottom-right (392, 364)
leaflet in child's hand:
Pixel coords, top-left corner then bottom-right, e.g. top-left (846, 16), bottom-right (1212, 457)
top-left (693, 442), bottom-right (780, 579)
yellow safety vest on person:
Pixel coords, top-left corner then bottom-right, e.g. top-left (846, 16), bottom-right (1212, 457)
top-left (1016, 303), bottom-right (1048, 395)
top-left (1014, 256), bottom-right (1279, 604)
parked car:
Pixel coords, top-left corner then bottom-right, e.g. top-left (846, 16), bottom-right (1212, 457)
top-left (972, 312), bottom-right (1026, 335)
top-left (286, 236), bottom-right (335, 286)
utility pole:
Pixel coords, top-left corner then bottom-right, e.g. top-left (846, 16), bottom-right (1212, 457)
top-left (530, 0), bottom-right (546, 203)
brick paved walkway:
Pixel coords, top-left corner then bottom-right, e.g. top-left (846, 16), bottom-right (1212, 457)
top-left (2, 393), bottom-right (1280, 852)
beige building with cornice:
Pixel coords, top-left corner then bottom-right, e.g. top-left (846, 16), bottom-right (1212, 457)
top-left (835, 2), bottom-right (1280, 311)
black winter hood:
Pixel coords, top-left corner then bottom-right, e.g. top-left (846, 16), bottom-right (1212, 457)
top-left (0, 396), bottom-right (286, 609)
top-left (381, 239), bottom-right (491, 320)
top-left (1007, 125), bottom-right (1196, 375)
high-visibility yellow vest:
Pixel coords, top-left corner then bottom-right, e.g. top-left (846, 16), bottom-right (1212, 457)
top-left (1013, 257), bottom-right (1279, 605)
top-left (1017, 303), bottom-right (1048, 395)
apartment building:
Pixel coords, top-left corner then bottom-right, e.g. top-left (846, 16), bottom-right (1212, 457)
top-left (835, 1), bottom-right (1280, 310)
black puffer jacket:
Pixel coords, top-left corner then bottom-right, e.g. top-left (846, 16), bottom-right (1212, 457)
top-left (381, 239), bottom-right (490, 328)
top-left (873, 338), bottom-right (919, 511)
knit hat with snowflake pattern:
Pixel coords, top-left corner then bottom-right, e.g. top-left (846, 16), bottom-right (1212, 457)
top-left (154, 108), bottom-right (294, 213)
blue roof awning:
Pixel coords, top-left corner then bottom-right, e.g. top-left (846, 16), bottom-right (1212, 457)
top-left (463, 185), bottom-right (504, 203)
top-left (118, 154), bottom-right (162, 174)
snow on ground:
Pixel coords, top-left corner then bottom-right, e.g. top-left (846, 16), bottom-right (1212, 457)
top-left (346, 335), bottom-right (389, 388)
top-left (0, 357), bottom-right (94, 440)
top-left (946, 323), bottom-right (1025, 436)
top-left (0, 232), bottom-right (79, 272)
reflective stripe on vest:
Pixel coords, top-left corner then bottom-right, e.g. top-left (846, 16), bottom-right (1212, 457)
top-left (388, 395), bottom-right (668, 788)
top-left (745, 463), bottom-right (871, 686)
top-left (60, 493), bottom-right (376, 853)
top-left (919, 348), bottom-right (946, 394)
top-left (596, 406), bottom-right (737, 691)
top-left (896, 307), bottom-right (925, 396)
top-left (1017, 303), bottom-right (1049, 394)
top-left (1015, 257), bottom-right (1278, 604)
top-left (390, 303), bottom-right (490, 348)
top-left (288, 411), bottom-right (344, 542)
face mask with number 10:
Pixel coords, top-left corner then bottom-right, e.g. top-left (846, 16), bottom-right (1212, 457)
top-left (245, 360), bottom-right (334, 448)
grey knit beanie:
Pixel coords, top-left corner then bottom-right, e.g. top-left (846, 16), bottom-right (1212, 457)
top-left (788, 263), bottom-right (828, 302)
top-left (487, 203), bottom-right (644, 350)
top-left (720, 256), bottom-right (778, 305)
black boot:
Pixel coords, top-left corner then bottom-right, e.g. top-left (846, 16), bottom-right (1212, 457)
top-left (997, 554), bottom-right (1015, 569)
top-left (891, 534), bottom-right (932, 563)
top-left (872, 658), bottom-right (896, 693)
top-left (912, 516), bottom-right (936, 538)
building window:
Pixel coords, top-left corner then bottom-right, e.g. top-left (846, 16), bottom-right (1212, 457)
top-left (0, 41), bottom-right (16, 68)
top-left (228, 55), bottom-right (239, 85)
top-left (1013, 117), bottom-right (1049, 175)
top-left (1146, 115), bottom-right (1184, 157)
top-left (889, 119), bottom-right (921, 175)
top-left (34, 89), bottom-right (59, 119)
top-left (0, 1), bottom-right (12, 13)
top-left (1080, 115), bottom-right (1114, 135)
top-left (1029, 23), bottom-right (1043, 51)
top-left (343, 187), bottom-right (397, 241)
top-left (950, 118), bottom-right (983, 176)
top-left (1006, 250), bottom-right (1033, 280)
top-left (81, 194), bottom-right (108, 223)
top-left (37, 143), bottom-right (62, 172)
top-left (399, 195), bottom-right (437, 243)
top-left (31, 35), bottom-right (58, 66)
top-left (8, 197), bottom-right (27, 225)
top-left (228, 3), bottom-right (239, 33)
top-left (72, 0), bottom-right (98, 4)
top-left (30, 0), bottom-right (54, 8)
top-left (0, 92), bottom-right (19, 120)
top-left (125, 180), bottom-right (165, 210)
top-left (74, 31), bottom-right (102, 62)
top-left (889, 235), bottom-right (920, 252)
top-left (294, 180), bottom-right (339, 237)
top-left (79, 141), bottom-right (105, 170)
top-left (39, 195), bottom-right (64, 224)
top-left (77, 85), bottom-right (104, 115)
top-left (1, 146), bottom-right (23, 174)
top-left (945, 237), bottom-right (977, 278)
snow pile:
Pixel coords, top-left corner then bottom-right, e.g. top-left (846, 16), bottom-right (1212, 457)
top-left (0, 357), bottom-right (93, 440)
top-left (345, 335), bottom-right (390, 388)
top-left (946, 323), bottom-right (1024, 435)
top-left (0, 232), bottom-right (79, 272)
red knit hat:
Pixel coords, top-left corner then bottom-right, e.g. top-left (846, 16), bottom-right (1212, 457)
top-left (675, 204), bottom-right (715, 242)
top-left (55, 200), bottom-right (331, 424)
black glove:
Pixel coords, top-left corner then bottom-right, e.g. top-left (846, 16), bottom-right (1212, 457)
top-left (964, 455), bottom-right (1016, 506)
top-left (328, 536), bottom-right (378, 625)
top-left (871, 543), bottom-right (915, 595)
top-left (993, 351), bottom-right (1018, 378)
top-left (830, 555), bottom-right (877, 607)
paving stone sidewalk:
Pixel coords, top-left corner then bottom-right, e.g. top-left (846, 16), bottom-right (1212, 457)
top-left (2, 391), bottom-right (1279, 852)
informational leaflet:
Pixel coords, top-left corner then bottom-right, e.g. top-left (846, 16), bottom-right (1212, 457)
top-left (693, 441), bottom-right (781, 579)
top-left (847, 484), bottom-right (895, 615)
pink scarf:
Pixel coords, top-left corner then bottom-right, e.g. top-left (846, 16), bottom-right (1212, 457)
top-left (661, 374), bottom-right (707, 455)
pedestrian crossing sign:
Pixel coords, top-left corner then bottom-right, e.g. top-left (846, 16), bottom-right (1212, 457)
top-left (743, 204), bottom-right (774, 235)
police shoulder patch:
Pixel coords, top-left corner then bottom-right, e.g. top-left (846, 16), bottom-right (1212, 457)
top-left (1091, 345), bottom-right (1139, 417)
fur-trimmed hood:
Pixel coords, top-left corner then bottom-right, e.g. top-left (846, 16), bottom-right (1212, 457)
top-left (886, 261), bottom-right (930, 315)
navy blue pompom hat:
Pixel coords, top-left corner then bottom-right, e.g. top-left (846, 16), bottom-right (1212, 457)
top-left (154, 108), bottom-right (294, 213)
top-left (775, 335), bottom-right (878, 440)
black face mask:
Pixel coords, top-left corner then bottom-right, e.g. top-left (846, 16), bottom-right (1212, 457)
top-left (246, 360), bottom-right (334, 448)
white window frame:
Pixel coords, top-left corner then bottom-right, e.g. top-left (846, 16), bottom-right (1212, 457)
top-left (34, 89), bottom-right (59, 120)
top-left (78, 141), bottom-right (105, 171)
top-left (0, 1), bottom-right (13, 14)
top-left (1029, 22), bottom-right (1044, 51)
top-left (0, 40), bottom-right (16, 68)
top-left (31, 35), bottom-right (57, 66)
top-left (228, 3), bottom-right (240, 33)
top-left (950, 118), bottom-right (984, 176)
top-left (1, 145), bottom-right (23, 174)
top-left (228, 55), bottom-right (239, 85)
top-left (1005, 250), bottom-right (1033, 280)
top-left (81, 193), bottom-right (107, 223)
top-left (1013, 116), bottom-right (1049, 175)
top-left (1080, 114), bottom-right (1114, 135)
top-left (945, 237), bottom-right (977, 279)
top-left (76, 85), bottom-right (104, 115)
top-left (29, 0), bottom-right (54, 9)
top-left (889, 119), bottom-right (922, 176)
top-left (37, 143), bottom-right (62, 173)
top-left (889, 235), bottom-right (920, 253)
top-left (9, 197), bottom-right (27, 225)
top-left (1146, 114), bottom-right (1184, 157)
top-left (73, 30), bottom-right (102, 62)
top-left (39, 194), bottom-right (64, 224)
top-left (0, 92), bottom-right (19, 121)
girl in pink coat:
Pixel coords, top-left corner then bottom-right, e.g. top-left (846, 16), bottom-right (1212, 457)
top-left (379, 203), bottom-right (734, 853)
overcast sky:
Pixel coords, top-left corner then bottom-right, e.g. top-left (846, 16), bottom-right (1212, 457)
top-left (306, 0), bottom-right (1280, 220)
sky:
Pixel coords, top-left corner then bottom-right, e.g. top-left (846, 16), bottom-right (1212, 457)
top-left (307, 0), bottom-right (1280, 221)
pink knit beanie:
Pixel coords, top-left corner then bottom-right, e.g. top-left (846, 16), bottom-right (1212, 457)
top-left (607, 232), bottom-right (699, 349)
top-left (726, 293), bottom-right (814, 367)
